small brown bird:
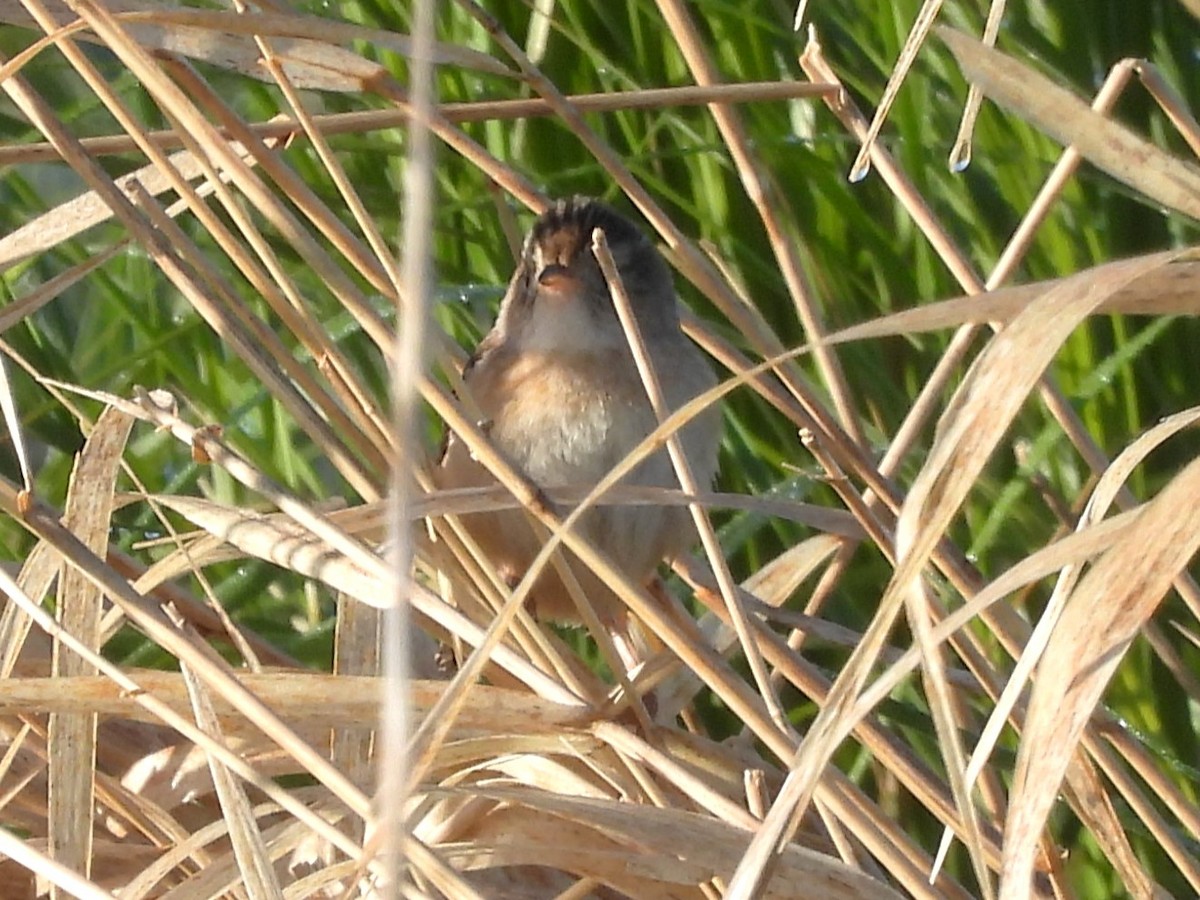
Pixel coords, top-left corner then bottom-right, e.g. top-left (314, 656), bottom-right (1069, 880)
top-left (436, 197), bottom-right (720, 657)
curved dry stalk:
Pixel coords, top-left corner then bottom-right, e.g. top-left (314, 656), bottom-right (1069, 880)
top-left (1, 1), bottom-right (1196, 895)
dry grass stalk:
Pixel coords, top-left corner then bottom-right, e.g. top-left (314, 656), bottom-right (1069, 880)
top-left (0, 80), bottom-right (837, 166)
top-left (0, 1), bottom-right (1196, 897)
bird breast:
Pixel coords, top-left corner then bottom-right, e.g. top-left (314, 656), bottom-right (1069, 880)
top-left (437, 336), bottom-right (719, 624)
top-left (475, 348), bottom-right (663, 487)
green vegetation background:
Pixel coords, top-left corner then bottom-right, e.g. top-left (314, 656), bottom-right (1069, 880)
top-left (0, 1), bottom-right (1197, 894)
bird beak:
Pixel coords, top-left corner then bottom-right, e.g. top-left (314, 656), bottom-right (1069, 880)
top-left (537, 263), bottom-right (579, 295)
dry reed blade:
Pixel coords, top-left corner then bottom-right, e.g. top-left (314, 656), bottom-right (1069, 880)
top-left (180, 664), bottom-right (284, 898)
top-left (822, 250), bottom-right (1199, 344)
top-left (0, 543), bottom-right (58, 679)
top-left (377, 0), bottom-right (436, 884)
top-left (940, 26), bottom-right (1200, 220)
top-left (47, 407), bottom-right (133, 889)
top-left (725, 246), bottom-right (1178, 897)
top-left (125, 180), bottom-right (382, 498)
top-left (0, 565), bottom-right (369, 871)
top-left (147, 492), bottom-right (579, 705)
top-left (447, 783), bottom-right (908, 899)
top-left (1133, 60), bottom-right (1200, 157)
top-left (798, 27), bottom-right (1200, 730)
top-left (0, 826), bottom-right (115, 900)
top-left (0, 672), bottom-right (590, 767)
top-left (0, 142), bottom-right (250, 269)
top-left (330, 589), bottom-right (380, 845)
top-left (1001, 453), bottom-right (1200, 897)
top-left (905, 578), bottom-right (994, 898)
top-left (656, 533), bottom-right (844, 720)
top-left (992, 58), bottom-right (1142, 282)
top-left (0, 6), bottom-right (376, 499)
top-left (0, 480), bottom-right (380, 824)
top-left (1087, 727), bottom-right (1200, 893)
top-left (155, 62), bottom-right (397, 350)
top-left (0, 0), bottom-right (511, 87)
top-left (959, 406), bottom-right (1200, 821)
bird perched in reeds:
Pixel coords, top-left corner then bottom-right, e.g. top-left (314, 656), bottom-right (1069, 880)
top-left (436, 197), bottom-right (720, 664)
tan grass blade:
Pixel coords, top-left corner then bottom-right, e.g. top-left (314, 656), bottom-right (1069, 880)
top-left (0, 21), bottom-right (376, 494)
top-left (148, 494), bottom-right (584, 707)
top-left (0, 249), bottom-right (121, 338)
top-left (0, 485), bottom-right (381, 822)
top-left (957, 407), bottom-right (1200, 817)
top-left (1001, 452), bottom-right (1200, 896)
top-left (939, 26), bottom-right (1200, 220)
top-left (0, 0), bottom-right (510, 87)
top-left (742, 536), bottom-right (847, 610)
top-left (330, 589), bottom-right (379, 845)
top-left (180, 665), bottom-right (284, 899)
top-left (0, 543), bottom-right (59, 678)
top-left (379, 0), bottom-right (437, 882)
top-left (725, 244), bottom-right (1179, 898)
top-left (1133, 60), bottom-right (1200, 158)
top-left (655, 535), bottom-right (844, 720)
top-left (802, 23), bottom-right (1200, 700)
top-left (0, 673), bottom-right (586, 738)
top-left (153, 496), bottom-right (387, 609)
top-left (854, 508), bottom-right (1141, 723)
top-left (130, 485), bottom-right (862, 574)
top-left (48, 407), bottom-right (133, 890)
top-left (827, 250), bottom-right (1199, 344)
top-left (0, 565), bottom-right (367, 886)
top-left (0, 828), bottom-right (115, 900)
top-left (448, 784), bottom-right (907, 899)
top-left (887, 252), bottom-right (1181, 889)
top-left (0, 145), bottom-right (230, 269)
top-left (0, 354), bottom-right (31, 495)
top-left (947, 0), bottom-right (1007, 171)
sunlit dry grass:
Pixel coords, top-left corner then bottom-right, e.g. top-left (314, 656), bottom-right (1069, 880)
top-left (0, 1), bottom-right (1197, 897)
